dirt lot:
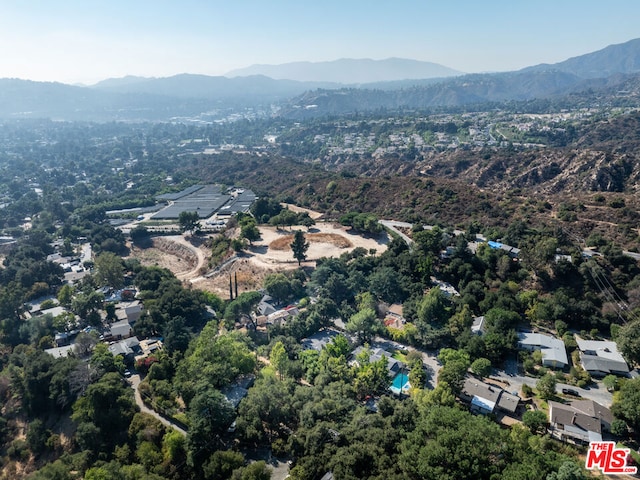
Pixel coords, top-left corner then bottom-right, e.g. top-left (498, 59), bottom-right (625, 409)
top-left (127, 221), bottom-right (389, 300)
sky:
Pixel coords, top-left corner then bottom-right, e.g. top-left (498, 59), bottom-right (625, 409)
top-left (1, 0), bottom-right (639, 84)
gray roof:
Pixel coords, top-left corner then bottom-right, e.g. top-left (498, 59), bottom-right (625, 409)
top-left (153, 185), bottom-right (231, 219)
top-left (352, 346), bottom-right (404, 374)
top-left (549, 400), bottom-right (612, 437)
top-left (109, 320), bottom-right (132, 338)
top-left (518, 332), bottom-right (568, 367)
top-left (257, 300), bottom-right (277, 316)
top-left (222, 374), bottom-right (255, 409)
top-left (302, 329), bottom-right (340, 351)
top-left (108, 337), bottom-right (140, 357)
top-left (575, 336), bottom-right (628, 374)
top-left (461, 377), bottom-right (520, 414)
top-left (581, 354), bottom-right (629, 375)
top-left (549, 401), bottom-right (601, 435)
top-left (570, 399), bottom-right (614, 426)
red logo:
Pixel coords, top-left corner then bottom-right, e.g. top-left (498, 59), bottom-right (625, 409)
top-left (586, 442), bottom-right (637, 475)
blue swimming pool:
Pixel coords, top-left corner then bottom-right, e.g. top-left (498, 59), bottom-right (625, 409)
top-left (390, 372), bottom-right (410, 394)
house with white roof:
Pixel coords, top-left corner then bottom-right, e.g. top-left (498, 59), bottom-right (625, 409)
top-left (518, 332), bottom-right (568, 369)
top-left (575, 336), bottom-right (629, 377)
top-left (471, 316), bottom-right (486, 336)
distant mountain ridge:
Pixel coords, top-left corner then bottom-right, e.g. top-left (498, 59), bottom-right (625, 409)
top-left (1, 38), bottom-right (640, 121)
top-left (90, 73), bottom-right (340, 99)
top-left (225, 57), bottom-right (463, 84)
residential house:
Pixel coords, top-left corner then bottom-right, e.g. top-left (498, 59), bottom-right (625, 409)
top-left (115, 300), bottom-right (143, 324)
top-left (108, 337), bottom-right (141, 362)
top-left (221, 374), bottom-right (255, 409)
top-left (575, 336), bottom-right (629, 377)
top-left (471, 316), bottom-right (486, 336)
top-left (487, 240), bottom-right (520, 258)
top-left (108, 319), bottom-right (133, 340)
top-left (460, 376), bottom-right (520, 416)
top-left (384, 303), bottom-right (405, 330)
top-left (45, 344), bottom-right (78, 359)
top-left (302, 329), bottom-right (341, 351)
top-left (266, 306), bottom-right (299, 327)
top-left (518, 332), bottom-right (568, 369)
top-left (138, 338), bottom-right (163, 358)
top-left (257, 295), bottom-right (277, 316)
top-left (548, 399), bottom-right (613, 444)
top-left (351, 346), bottom-right (404, 376)
top-left (431, 277), bottom-right (460, 297)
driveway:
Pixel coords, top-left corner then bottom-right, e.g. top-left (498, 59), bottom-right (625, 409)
top-left (129, 374), bottom-right (188, 436)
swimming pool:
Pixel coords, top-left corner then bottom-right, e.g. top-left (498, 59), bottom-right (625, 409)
top-left (390, 372), bottom-right (410, 395)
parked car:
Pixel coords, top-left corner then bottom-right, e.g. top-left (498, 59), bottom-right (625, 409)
top-left (562, 388), bottom-right (580, 397)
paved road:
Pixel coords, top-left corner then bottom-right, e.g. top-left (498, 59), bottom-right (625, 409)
top-left (129, 374), bottom-right (187, 436)
top-left (493, 366), bottom-right (613, 407)
top-left (378, 220), bottom-right (413, 246)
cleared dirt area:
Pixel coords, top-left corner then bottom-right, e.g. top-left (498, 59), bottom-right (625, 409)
top-left (252, 224), bottom-right (388, 265)
top-left (269, 232), bottom-right (353, 251)
top-left (126, 236), bottom-right (205, 277)
top-left (127, 221), bottom-right (389, 300)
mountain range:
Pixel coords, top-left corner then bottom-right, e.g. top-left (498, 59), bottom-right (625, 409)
top-left (1, 38), bottom-right (640, 121)
top-left (225, 57), bottom-right (462, 84)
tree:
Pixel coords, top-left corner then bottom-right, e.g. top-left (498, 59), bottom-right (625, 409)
top-left (546, 461), bottom-right (588, 480)
top-left (612, 377), bottom-right (640, 431)
top-left (187, 388), bottom-right (235, 464)
top-left (470, 358), bottom-right (492, 378)
top-left (263, 273), bottom-right (292, 304)
top-left (240, 223), bottom-right (261, 245)
top-left (56, 284), bottom-right (74, 307)
top-left (610, 418), bottom-right (628, 437)
top-left (399, 405), bottom-right (508, 479)
top-left (522, 410), bottom-right (548, 434)
top-left (179, 211), bottom-right (200, 234)
top-left (290, 230), bottom-right (309, 266)
top-left (270, 341), bottom-right (289, 380)
top-left (346, 308), bottom-right (381, 344)
top-left (235, 461), bottom-right (271, 480)
top-left (537, 373), bottom-right (557, 400)
top-left (417, 288), bottom-right (449, 327)
top-left (617, 319), bottom-right (640, 366)
top-left (368, 266), bottom-right (406, 304)
top-left (71, 372), bottom-right (137, 451)
top-left (436, 349), bottom-right (470, 395)
top-left (603, 374), bottom-right (618, 392)
top-left (203, 450), bottom-right (245, 480)
top-left (130, 225), bottom-right (150, 246)
top-left (236, 376), bottom-right (296, 444)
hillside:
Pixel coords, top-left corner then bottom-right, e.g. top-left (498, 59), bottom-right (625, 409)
top-left (523, 37), bottom-right (640, 78)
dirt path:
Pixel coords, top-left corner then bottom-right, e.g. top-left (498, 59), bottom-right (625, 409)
top-left (166, 235), bottom-right (208, 281)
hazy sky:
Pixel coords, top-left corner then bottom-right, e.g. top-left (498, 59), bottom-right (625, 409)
top-left (1, 0), bottom-right (638, 84)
